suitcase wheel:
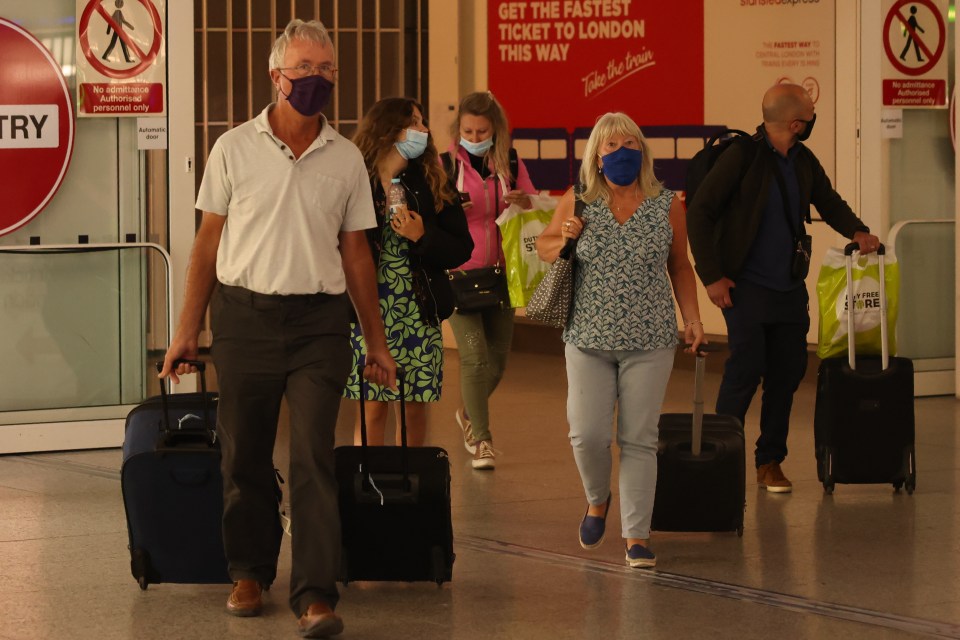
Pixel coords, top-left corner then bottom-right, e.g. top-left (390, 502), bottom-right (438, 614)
top-left (905, 478), bottom-right (916, 495)
top-left (430, 546), bottom-right (447, 587)
top-left (138, 576), bottom-right (148, 591)
top-left (820, 449), bottom-right (834, 495)
top-left (893, 479), bottom-right (904, 492)
top-left (736, 525), bottom-right (743, 538)
top-left (339, 549), bottom-right (350, 587)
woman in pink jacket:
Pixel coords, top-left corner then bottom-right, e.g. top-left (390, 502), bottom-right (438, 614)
top-left (443, 92), bottom-right (536, 470)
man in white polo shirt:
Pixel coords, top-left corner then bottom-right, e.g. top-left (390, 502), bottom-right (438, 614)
top-left (160, 19), bottom-right (394, 639)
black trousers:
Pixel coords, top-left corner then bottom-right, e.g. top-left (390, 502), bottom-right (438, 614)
top-left (716, 280), bottom-right (809, 468)
top-left (210, 284), bottom-right (352, 616)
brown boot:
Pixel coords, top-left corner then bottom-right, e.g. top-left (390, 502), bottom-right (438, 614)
top-left (757, 462), bottom-right (792, 493)
top-left (226, 579), bottom-right (263, 617)
top-left (298, 601), bottom-right (344, 638)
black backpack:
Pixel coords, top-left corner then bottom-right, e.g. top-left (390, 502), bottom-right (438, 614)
top-left (684, 129), bottom-right (752, 208)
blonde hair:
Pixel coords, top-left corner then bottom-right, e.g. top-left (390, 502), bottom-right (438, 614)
top-left (450, 91), bottom-right (513, 182)
top-left (268, 19), bottom-right (333, 70)
top-left (578, 112), bottom-right (661, 204)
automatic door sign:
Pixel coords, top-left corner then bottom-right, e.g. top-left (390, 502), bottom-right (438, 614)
top-left (882, 0), bottom-right (948, 107)
top-left (76, 0), bottom-right (167, 117)
top-left (0, 19), bottom-right (75, 236)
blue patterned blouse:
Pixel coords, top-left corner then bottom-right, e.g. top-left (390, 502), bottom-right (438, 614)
top-left (563, 188), bottom-right (679, 351)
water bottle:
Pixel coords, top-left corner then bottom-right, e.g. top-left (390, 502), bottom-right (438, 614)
top-left (387, 178), bottom-right (406, 221)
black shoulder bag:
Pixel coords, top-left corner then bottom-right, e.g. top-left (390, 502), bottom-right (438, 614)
top-left (444, 150), bottom-right (515, 314)
top-left (772, 162), bottom-right (812, 281)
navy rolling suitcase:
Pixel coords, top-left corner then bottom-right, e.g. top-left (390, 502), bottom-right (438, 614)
top-left (121, 360), bottom-right (230, 589)
top-left (335, 369), bottom-right (454, 585)
top-left (814, 243), bottom-right (916, 495)
top-left (652, 347), bottom-right (746, 536)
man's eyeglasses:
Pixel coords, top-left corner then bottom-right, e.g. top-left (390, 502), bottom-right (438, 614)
top-left (278, 63), bottom-right (338, 78)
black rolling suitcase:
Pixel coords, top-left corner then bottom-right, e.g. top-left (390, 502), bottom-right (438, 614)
top-left (335, 368), bottom-right (454, 585)
top-left (121, 361), bottom-right (230, 589)
top-left (814, 243), bottom-right (916, 495)
top-left (652, 347), bottom-right (746, 536)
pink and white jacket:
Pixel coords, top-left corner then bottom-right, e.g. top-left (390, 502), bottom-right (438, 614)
top-left (447, 143), bottom-right (536, 270)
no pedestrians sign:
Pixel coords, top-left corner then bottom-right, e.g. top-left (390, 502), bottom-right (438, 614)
top-left (882, 0), bottom-right (948, 108)
top-left (76, 0), bottom-right (167, 117)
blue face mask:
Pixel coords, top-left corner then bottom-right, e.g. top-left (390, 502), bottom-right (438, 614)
top-left (459, 136), bottom-right (494, 156)
top-left (395, 129), bottom-right (429, 160)
top-left (600, 146), bottom-right (643, 186)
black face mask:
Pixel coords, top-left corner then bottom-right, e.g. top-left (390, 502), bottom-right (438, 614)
top-left (796, 113), bottom-right (816, 142)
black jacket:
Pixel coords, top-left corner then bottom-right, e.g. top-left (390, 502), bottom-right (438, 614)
top-left (365, 160), bottom-right (473, 325)
top-left (686, 125), bottom-right (869, 286)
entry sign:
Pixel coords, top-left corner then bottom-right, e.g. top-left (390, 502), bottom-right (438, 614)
top-left (882, 0), bottom-right (948, 108)
top-left (0, 19), bottom-right (75, 236)
top-left (76, 0), bottom-right (167, 117)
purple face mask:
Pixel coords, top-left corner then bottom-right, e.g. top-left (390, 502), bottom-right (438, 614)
top-left (279, 73), bottom-right (334, 117)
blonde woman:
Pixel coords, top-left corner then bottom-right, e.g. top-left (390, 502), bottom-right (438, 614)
top-left (442, 92), bottom-right (536, 470)
top-left (536, 112), bottom-right (705, 568)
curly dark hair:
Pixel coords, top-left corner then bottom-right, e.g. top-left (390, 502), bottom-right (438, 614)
top-left (352, 97), bottom-right (456, 211)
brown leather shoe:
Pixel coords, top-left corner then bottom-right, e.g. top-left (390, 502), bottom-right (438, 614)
top-left (757, 462), bottom-right (793, 493)
top-left (298, 601), bottom-right (344, 638)
top-left (226, 579), bottom-right (262, 617)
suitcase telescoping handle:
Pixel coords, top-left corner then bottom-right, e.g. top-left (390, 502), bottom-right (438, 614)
top-left (154, 359), bottom-right (215, 445)
top-left (843, 242), bottom-right (889, 371)
top-left (686, 343), bottom-right (722, 456)
top-left (357, 364), bottom-right (406, 446)
top-left (357, 365), bottom-right (409, 485)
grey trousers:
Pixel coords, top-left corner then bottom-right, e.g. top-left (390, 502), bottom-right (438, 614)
top-left (565, 344), bottom-right (675, 539)
top-left (210, 284), bottom-right (352, 617)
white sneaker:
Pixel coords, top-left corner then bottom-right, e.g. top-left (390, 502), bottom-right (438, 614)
top-left (472, 440), bottom-right (496, 470)
top-left (456, 408), bottom-right (478, 455)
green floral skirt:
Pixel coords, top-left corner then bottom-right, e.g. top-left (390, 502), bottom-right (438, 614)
top-left (342, 226), bottom-right (443, 402)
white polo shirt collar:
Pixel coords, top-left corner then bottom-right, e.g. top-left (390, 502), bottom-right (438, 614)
top-left (253, 104), bottom-right (337, 158)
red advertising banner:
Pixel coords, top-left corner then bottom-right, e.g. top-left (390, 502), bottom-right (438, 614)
top-left (488, 1), bottom-right (704, 128)
top-left (488, 1), bottom-right (704, 190)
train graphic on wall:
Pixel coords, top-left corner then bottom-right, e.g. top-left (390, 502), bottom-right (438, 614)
top-left (511, 125), bottom-right (732, 194)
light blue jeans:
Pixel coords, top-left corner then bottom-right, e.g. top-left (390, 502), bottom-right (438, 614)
top-left (565, 344), bottom-right (675, 539)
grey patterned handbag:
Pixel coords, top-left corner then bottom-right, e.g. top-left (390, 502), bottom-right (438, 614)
top-left (525, 188), bottom-right (585, 328)
top-left (525, 241), bottom-right (576, 328)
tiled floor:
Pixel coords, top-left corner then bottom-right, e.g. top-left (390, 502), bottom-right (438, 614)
top-left (1, 349), bottom-right (959, 639)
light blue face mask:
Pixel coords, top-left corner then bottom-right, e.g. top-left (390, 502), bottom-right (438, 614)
top-left (395, 129), bottom-right (429, 160)
top-left (459, 136), bottom-right (494, 156)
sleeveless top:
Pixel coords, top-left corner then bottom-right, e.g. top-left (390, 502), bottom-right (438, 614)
top-left (563, 188), bottom-right (680, 351)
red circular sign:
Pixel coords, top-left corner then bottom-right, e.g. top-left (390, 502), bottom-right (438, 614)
top-left (78, 0), bottom-right (163, 79)
top-left (0, 19), bottom-right (75, 237)
top-left (883, 0), bottom-right (945, 77)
